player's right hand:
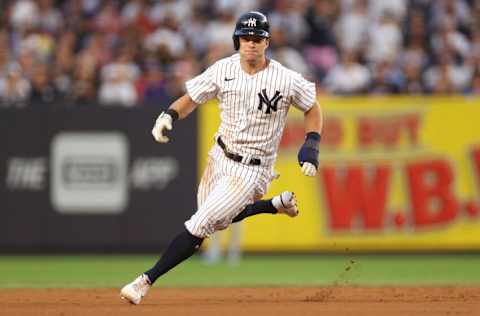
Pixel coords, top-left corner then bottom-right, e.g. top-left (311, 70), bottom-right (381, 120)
top-left (152, 112), bottom-right (173, 143)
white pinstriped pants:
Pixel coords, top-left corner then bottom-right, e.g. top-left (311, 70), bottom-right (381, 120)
top-left (185, 144), bottom-right (274, 238)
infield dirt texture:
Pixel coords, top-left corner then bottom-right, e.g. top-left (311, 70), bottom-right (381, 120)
top-left (1, 287), bottom-right (479, 315)
top-left (1, 255), bottom-right (479, 315)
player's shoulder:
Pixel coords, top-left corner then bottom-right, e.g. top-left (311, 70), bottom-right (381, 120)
top-left (269, 58), bottom-right (307, 80)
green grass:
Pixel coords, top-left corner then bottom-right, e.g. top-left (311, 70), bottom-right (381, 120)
top-left (0, 254), bottom-right (479, 288)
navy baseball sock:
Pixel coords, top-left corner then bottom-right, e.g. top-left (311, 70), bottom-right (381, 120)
top-left (145, 229), bottom-right (203, 284)
top-left (232, 199), bottom-right (277, 223)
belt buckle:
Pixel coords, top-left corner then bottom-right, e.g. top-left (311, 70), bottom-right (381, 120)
top-left (217, 138), bottom-right (260, 166)
top-left (241, 154), bottom-right (254, 165)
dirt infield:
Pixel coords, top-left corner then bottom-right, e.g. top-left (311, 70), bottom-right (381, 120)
top-left (1, 287), bottom-right (479, 316)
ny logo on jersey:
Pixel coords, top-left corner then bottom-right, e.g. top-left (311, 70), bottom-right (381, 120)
top-left (258, 89), bottom-right (283, 114)
top-left (244, 18), bottom-right (257, 27)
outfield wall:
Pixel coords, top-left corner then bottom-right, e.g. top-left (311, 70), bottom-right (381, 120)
top-left (199, 96), bottom-right (480, 251)
top-left (0, 106), bottom-right (197, 252)
top-left (2, 96), bottom-right (479, 253)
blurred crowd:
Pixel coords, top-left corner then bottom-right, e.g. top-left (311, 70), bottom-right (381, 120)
top-left (0, 0), bottom-right (480, 108)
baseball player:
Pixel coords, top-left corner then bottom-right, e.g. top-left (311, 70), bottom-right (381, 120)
top-left (120, 11), bottom-right (323, 305)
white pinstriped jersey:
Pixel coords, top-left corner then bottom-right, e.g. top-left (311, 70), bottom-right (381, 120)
top-left (186, 53), bottom-right (316, 166)
top-left (184, 53), bottom-right (316, 238)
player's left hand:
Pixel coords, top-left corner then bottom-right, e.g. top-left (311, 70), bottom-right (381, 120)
top-left (301, 162), bottom-right (317, 176)
top-left (297, 132), bottom-right (320, 177)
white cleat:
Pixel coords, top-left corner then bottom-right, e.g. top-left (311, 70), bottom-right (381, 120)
top-left (272, 191), bottom-right (299, 217)
top-left (120, 274), bottom-right (151, 305)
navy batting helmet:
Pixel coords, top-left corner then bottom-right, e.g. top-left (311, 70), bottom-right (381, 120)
top-left (232, 11), bottom-right (270, 50)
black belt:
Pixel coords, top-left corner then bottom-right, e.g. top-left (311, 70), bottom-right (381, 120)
top-left (217, 137), bottom-right (261, 165)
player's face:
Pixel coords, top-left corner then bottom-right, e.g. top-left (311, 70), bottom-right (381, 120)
top-left (239, 36), bottom-right (269, 62)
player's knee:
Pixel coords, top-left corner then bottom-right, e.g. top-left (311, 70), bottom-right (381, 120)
top-left (201, 215), bottom-right (231, 235)
top-left (213, 218), bottom-right (230, 231)
top-left (185, 213), bottom-right (232, 238)
top-left (185, 220), bottom-right (209, 238)
top-left (184, 224), bottom-right (206, 239)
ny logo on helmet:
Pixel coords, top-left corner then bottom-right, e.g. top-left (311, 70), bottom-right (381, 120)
top-left (258, 89), bottom-right (282, 114)
top-left (244, 18), bottom-right (257, 27)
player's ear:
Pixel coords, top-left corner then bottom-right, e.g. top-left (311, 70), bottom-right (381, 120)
top-left (265, 38), bottom-right (270, 49)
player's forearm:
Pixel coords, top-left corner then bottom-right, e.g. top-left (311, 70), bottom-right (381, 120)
top-left (304, 102), bottom-right (323, 135)
top-left (169, 94), bottom-right (200, 120)
top-left (297, 102), bottom-right (322, 176)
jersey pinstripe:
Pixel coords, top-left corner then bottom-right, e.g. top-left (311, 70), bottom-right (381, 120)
top-left (184, 53), bottom-right (316, 238)
top-left (186, 53), bottom-right (316, 165)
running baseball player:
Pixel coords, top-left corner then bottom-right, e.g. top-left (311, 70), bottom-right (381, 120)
top-left (120, 11), bottom-right (323, 304)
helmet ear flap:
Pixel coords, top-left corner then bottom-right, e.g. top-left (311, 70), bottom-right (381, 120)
top-left (233, 36), bottom-right (240, 50)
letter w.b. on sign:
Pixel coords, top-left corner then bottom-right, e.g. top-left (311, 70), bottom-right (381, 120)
top-left (258, 89), bottom-right (283, 114)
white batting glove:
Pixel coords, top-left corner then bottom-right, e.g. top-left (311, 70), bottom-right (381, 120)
top-left (151, 112), bottom-right (173, 143)
top-left (301, 162), bottom-right (317, 177)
